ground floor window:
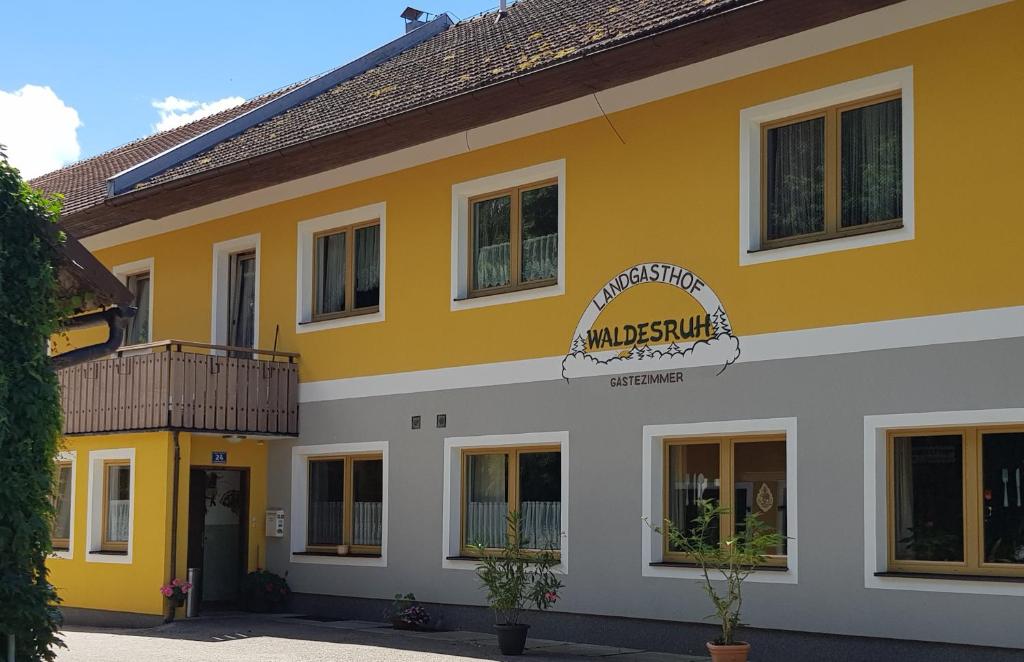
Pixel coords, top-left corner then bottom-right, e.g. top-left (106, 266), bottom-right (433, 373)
top-left (664, 436), bottom-right (787, 564)
top-left (307, 454), bottom-right (383, 555)
top-left (52, 461), bottom-right (73, 550)
top-left (888, 427), bottom-right (1024, 576)
top-left (102, 460), bottom-right (131, 552)
top-left (461, 446), bottom-right (561, 555)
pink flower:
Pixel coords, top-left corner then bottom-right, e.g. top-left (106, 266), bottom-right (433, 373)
top-left (160, 586), bottom-right (173, 597)
top-left (544, 591), bottom-right (558, 602)
top-left (181, 583), bottom-right (192, 593)
top-left (171, 578), bottom-right (182, 587)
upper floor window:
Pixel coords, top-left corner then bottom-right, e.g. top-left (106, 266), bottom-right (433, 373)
top-left (313, 220), bottom-right (381, 321)
top-left (664, 435), bottom-right (788, 566)
top-left (888, 427), bottom-right (1024, 577)
top-left (124, 271), bottom-right (151, 346)
top-left (762, 93), bottom-right (902, 249)
top-left (228, 250), bottom-right (257, 349)
top-left (469, 180), bottom-right (558, 297)
top-left (52, 461), bottom-right (73, 550)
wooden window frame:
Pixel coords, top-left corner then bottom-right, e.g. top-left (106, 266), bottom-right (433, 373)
top-left (52, 461), bottom-right (73, 551)
top-left (311, 219), bottom-right (381, 322)
top-left (123, 271), bottom-right (151, 346)
top-left (662, 435), bottom-right (787, 566)
top-left (886, 425), bottom-right (1024, 578)
top-left (759, 91), bottom-right (903, 250)
top-left (100, 460), bottom-right (130, 552)
top-left (305, 452), bottom-right (383, 556)
top-left (459, 445), bottom-right (561, 556)
top-left (467, 179), bottom-right (558, 298)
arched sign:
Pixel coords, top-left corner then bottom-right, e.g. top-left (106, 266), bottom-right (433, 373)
top-left (561, 262), bottom-right (740, 380)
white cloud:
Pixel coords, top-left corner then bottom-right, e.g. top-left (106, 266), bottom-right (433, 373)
top-left (0, 84), bottom-right (82, 179)
top-left (152, 95), bottom-right (245, 132)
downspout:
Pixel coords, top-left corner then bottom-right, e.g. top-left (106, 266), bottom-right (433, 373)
top-left (50, 305), bottom-right (135, 369)
top-left (165, 431), bottom-right (181, 623)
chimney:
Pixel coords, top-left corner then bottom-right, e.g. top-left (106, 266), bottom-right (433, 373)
top-left (401, 7), bottom-right (427, 33)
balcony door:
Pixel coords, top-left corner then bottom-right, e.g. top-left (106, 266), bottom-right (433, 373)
top-left (227, 250), bottom-right (256, 351)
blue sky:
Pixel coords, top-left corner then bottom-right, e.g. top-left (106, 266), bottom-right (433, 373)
top-left (1, 0), bottom-right (491, 178)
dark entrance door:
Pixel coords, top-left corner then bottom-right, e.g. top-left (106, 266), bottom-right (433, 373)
top-left (187, 468), bottom-right (249, 609)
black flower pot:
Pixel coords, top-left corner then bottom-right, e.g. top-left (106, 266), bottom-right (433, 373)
top-left (494, 623), bottom-right (530, 656)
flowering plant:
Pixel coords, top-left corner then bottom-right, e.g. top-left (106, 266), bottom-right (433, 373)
top-left (386, 593), bottom-right (430, 628)
top-left (159, 578), bottom-right (192, 604)
top-left (471, 511), bottom-right (563, 626)
top-left (240, 569), bottom-right (290, 613)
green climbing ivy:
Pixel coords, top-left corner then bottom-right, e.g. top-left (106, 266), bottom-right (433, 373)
top-left (0, 151), bottom-right (68, 660)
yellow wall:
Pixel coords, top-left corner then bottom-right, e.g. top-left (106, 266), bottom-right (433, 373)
top-left (48, 432), bottom-right (173, 616)
top-left (70, 2), bottom-right (1023, 383)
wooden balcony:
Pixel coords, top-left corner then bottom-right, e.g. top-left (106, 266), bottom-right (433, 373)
top-left (58, 340), bottom-right (299, 436)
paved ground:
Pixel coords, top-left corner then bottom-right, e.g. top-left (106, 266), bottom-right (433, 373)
top-left (55, 613), bottom-right (710, 661)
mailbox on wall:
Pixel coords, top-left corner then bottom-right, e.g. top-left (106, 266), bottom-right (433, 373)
top-left (265, 508), bottom-right (285, 537)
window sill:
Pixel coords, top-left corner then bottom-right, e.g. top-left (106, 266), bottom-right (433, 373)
top-left (741, 220), bottom-right (911, 265)
top-left (92, 550), bottom-right (128, 556)
top-left (446, 554), bottom-right (561, 561)
top-left (451, 280), bottom-right (563, 311)
top-left (874, 571), bottom-right (1024, 584)
top-left (295, 308), bottom-right (384, 334)
top-left (749, 222), bottom-right (903, 254)
top-left (650, 561), bottom-right (789, 572)
top-left (294, 551), bottom-right (382, 559)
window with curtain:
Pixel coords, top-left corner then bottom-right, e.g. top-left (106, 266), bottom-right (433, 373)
top-left (307, 454), bottom-right (383, 555)
top-left (228, 251), bottom-right (256, 349)
top-left (461, 447), bottom-right (561, 554)
top-left (52, 462), bottom-right (72, 550)
top-left (762, 94), bottom-right (902, 248)
top-left (664, 436), bottom-right (787, 564)
top-left (124, 272), bottom-right (150, 346)
top-left (103, 461), bottom-right (131, 551)
top-left (313, 220), bottom-right (380, 320)
top-left (889, 427), bottom-right (1024, 576)
top-left (469, 180), bottom-right (557, 297)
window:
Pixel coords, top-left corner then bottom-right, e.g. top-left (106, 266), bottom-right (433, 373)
top-left (227, 250), bottom-right (257, 349)
top-left (664, 436), bottom-right (787, 565)
top-left (888, 427), bottom-right (1024, 577)
top-left (761, 93), bottom-right (902, 249)
top-left (306, 454), bottom-right (383, 555)
top-left (124, 272), bottom-right (151, 346)
top-left (460, 446), bottom-right (561, 554)
top-left (102, 460), bottom-right (131, 552)
top-left (312, 220), bottom-right (380, 321)
top-left (52, 461), bottom-right (73, 550)
top-left (468, 180), bottom-right (558, 297)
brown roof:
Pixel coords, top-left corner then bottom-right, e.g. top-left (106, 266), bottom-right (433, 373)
top-left (31, 0), bottom-right (901, 237)
top-left (28, 85), bottom-right (299, 216)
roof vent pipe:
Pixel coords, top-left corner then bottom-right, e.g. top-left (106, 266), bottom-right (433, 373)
top-left (496, 0), bottom-right (508, 22)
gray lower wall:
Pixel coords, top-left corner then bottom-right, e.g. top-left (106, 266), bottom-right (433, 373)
top-left (265, 337), bottom-right (1024, 652)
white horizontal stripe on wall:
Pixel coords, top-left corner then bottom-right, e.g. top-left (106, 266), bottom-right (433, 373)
top-left (299, 304), bottom-right (1024, 402)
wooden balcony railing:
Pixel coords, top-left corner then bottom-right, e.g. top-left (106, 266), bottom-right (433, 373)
top-left (58, 340), bottom-right (299, 436)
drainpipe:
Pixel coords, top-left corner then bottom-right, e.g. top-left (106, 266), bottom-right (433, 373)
top-left (165, 431), bottom-right (181, 623)
top-left (50, 305), bottom-right (135, 370)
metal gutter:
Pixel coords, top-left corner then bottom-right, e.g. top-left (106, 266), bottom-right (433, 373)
top-left (105, 13), bottom-right (453, 196)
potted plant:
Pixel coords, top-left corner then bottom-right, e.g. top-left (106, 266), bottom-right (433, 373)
top-left (655, 500), bottom-right (784, 662)
top-left (471, 511), bottom-right (563, 656)
top-left (385, 593), bottom-right (431, 630)
top-left (159, 578), bottom-right (192, 611)
top-left (239, 569), bottom-right (291, 613)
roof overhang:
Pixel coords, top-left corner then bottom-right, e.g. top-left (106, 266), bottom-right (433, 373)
top-left (61, 0), bottom-right (904, 239)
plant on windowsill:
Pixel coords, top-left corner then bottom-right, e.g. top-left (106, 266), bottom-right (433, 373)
top-left (652, 500), bottom-right (784, 662)
top-left (470, 511), bottom-right (563, 656)
top-left (239, 569), bottom-right (291, 613)
top-left (385, 593), bottom-right (431, 631)
top-left (159, 578), bottom-right (192, 608)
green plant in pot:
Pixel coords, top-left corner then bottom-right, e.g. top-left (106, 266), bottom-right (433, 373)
top-left (654, 499), bottom-right (784, 662)
top-left (471, 511), bottom-right (563, 656)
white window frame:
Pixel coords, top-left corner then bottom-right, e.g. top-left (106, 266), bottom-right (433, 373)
top-left (295, 202), bottom-right (386, 333)
top-left (85, 448), bottom-right (135, 564)
top-left (289, 440), bottom-right (389, 567)
top-left (642, 418), bottom-right (798, 584)
top-left (864, 408), bottom-right (1024, 597)
top-left (211, 234), bottom-right (260, 349)
top-left (739, 67), bottom-right (914, 265)
top-left (112, 258), bottom-right (154, 346)
top-left (51, 450), bottom-right (77, 560)
top-left (442, 430), bottom-right (569, 572)
top-left (450, 160), bottom-right (566, 310)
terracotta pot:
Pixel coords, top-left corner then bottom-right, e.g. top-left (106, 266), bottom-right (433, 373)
top-left (706, 641), bottom-right (750, 662)
top-left (494, 623), bottom-right (530, 655)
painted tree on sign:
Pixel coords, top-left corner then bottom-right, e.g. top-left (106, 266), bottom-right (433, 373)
top-left (0, 151), bottom-right (67, 660)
